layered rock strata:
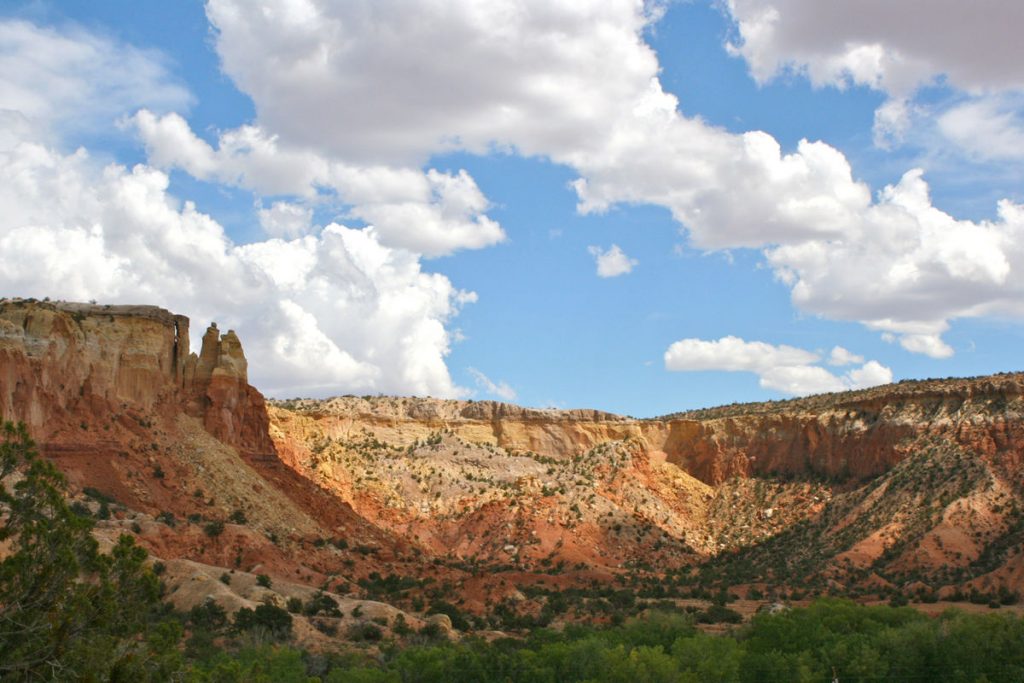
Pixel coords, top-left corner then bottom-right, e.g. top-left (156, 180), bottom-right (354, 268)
top-left (271, 376), bottom-right (1024, 487)
top-left (0, 298), bottom-right (271, 455)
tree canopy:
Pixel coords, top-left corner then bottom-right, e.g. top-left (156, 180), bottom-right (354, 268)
top-left (0, 420), bottom-right (181, 681)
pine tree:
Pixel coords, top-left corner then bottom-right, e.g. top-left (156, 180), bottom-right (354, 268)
top-left (0, 420), bottom-right (182, 681)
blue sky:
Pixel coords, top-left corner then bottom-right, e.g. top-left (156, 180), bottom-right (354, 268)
top-left (1, 1), bottom-right (1023, 416)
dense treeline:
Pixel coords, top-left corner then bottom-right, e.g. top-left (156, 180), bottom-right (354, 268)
top-left (4, 419), bottom-right (1024, 682)
top-left (186, 603), bottom-right (1024, 682)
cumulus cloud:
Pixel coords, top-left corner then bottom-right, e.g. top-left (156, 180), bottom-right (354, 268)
top-left (827, 346), bottom-right (864, 367)
top-left (257, 201), bottom-right (313, 239)
top-left (588, 244), bottom-right (637, 278)
top-left (764, 169), bottom-right (1024, 357)
top-left (0, 138), bottom-right (474, 397)
top-left (205, 0), bottom-right (664, 165)
top-left (132, 110), bottom-right (505, 257)
top-left (721, 0), bottom-right (1024, 158)
top-left (937, 96), bottom-right (1024, 162)
top-left (664, 336), bottom-right (892, 395)
top-left (468, 368), bottom-right (517, 401)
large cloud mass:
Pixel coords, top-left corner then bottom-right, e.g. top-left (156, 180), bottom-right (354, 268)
top-left (0, 20), bottom-right (473, 397)
top-left (3, 1), bottom-right (1024, 400)
top-left (722, 0), bottom-right (1024, 153)
top-left (0, 139), bottom-right (473, 397)
top-left (199, 0), bottom-right (1024, 358)
top-left (205, 0), bottom-right (664, 165)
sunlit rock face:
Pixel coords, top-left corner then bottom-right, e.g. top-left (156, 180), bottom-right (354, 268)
top-left (0, 298), bottom-right (272, 456)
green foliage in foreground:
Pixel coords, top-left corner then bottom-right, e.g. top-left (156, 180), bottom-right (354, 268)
top-left (186, 602), bottom-right (1024, 683)
top-left (0, 421), bottom-right (181, 681)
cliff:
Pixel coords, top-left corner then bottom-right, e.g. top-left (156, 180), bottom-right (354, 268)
top-left (270, 377), bottom-right (1024, 487)
top-left (0, 298), bottom-right (271, 455)
top-left (5, 296), bottom-right (1024, 605)
top-left (268, 377), bottom-right (1024, 595)
top-left (651, 375), bottom-right (1024, 484)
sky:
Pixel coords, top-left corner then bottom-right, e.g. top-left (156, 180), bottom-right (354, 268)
top-left (1, 0), bottom-right (1023, 417)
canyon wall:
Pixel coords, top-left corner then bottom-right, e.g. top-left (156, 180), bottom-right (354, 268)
top-left (2, 297), bottom-right (1022, 594)
top-left (271, 377), bottom-right (1024, 486)
top-left (7, 297), bottom-right (1017, 489)
top-left (0, 298), bottom-right (272, 455)
top-left (650, 379), bottom-right (1024, 483)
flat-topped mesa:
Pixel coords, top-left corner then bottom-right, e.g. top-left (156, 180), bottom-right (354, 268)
top-left (0, 300), bottom-right (184, 423)
top-left (273, 375), bottom-right (1024, 487)
top-left (0, 298), bottom-right (272, 456)
top-left (647, 372), bottom-right (1024, 484)
top-left (270, 395), bottom-right (640, 457)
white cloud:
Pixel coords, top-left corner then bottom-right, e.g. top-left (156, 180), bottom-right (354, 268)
top-left (846, 360), bottom-right (894, 388)
top-left (894, 333), bottom-right (954, 360)
top-left (468, 368), bottom-right (517, 401)
top-left (0, 137), bottom-right (474, 397)
top-left (664, 336), bottom-right (817, 373)
top-left (205, 0), bottom-right (664, 165)
top-left (937, 96), bottom-right (1024, 162)
top-left (132, 110), bottom-right (506, 256)
top-left (350, 169), bottom-right (505, 256)
top-left (872, 97), bottom-right (914, 149)
top-left (664, 336), bottom-right (892, 396)
top-left (588, 244), bottom-right (638, 278)
top-left (827, 346), bottom-right (864, 366)
top-left (721, 1), bottom-right (1024, 159)
top-left (257, 201), bottom-right (313, 239)
top-left (764, 170), bottom-right (1024, 357)
top-left (0, 20), bottom-right (191, 140)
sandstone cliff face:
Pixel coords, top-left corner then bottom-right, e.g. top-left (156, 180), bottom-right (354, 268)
top-left (270, 378), bottom-right (1024, 487)
top-left (650, 377), bottom-right (1024, 484)
top-left (270, 396), bottom-right (640, 471)
top-left (185, 323), bottom-right (274, 456)
top-left (0, 299), bottom-right (271, 455)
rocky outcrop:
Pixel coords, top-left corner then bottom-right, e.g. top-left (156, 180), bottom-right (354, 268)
top-left (0, 298), bottom-right (272, 456)
top-left (186, 322), bottom-right (274, 456)
top-left (271, 395), bottom-right (640, 462)
top-left (0, 301), bottom-right (184, 426)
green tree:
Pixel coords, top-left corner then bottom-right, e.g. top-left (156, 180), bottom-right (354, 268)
top-left (0, 420), bottom-right (181, 680)
top-left (233, 604), bottom-right (293, 641)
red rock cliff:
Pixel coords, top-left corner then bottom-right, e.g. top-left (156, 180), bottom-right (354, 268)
top-left (648, 377), bottom-right (1024, 484)
top-left (185, 322), bottom-right (274, 456)
top-left (0, 298), bottom-right (273, 456)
